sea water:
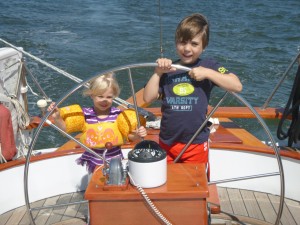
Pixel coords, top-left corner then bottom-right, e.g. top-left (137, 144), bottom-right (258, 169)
top-left (1, 0), bottom-right (299, 149)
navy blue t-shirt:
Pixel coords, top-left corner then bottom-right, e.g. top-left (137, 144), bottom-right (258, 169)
top-left (159, 58), bottom-right (228, 146)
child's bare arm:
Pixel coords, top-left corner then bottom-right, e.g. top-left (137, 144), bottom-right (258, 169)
top-left (144, 58), bottom-right (176, 103)
top-left (47, 102), bottom-right (67, 131)
top-left (189, 67), bottom-right (243, 93)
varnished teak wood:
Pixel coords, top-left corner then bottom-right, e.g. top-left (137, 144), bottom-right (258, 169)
top-left (85, 163), bottom-right (209, 225)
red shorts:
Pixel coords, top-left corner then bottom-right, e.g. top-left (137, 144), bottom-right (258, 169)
top-left (159, 140), bottom-right (210, 180)
top-left (159, 140), bottom-right (209, 163)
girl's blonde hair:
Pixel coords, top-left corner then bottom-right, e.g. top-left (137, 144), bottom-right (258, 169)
top-left (83, 72), bottom-right (120, 97)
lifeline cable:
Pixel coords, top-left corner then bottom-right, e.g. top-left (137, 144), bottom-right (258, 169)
top-left (0, 38), bottom-right (156, 119)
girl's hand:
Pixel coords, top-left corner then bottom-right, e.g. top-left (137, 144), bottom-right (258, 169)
top-left (47, 102), bottom-right (67, 132)
top-left (47, 102), bottom-right (61, 120)
top-left (128, 126), bottom-right (147, 142)
top-left (136, 126), bottom-right (147, 138)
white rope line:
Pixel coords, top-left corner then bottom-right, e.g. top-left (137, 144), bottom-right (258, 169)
top-left (26, 81), bottom-right (40, 97)
top-left (0, 38), bottom-right (82, 83)
top-left (23, 63), bottom-right (51, 100)
top-left (127, 172), bottom-right (173, 225)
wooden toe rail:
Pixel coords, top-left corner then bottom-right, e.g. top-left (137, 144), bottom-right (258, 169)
top-left (207, 184), bottom-right (221, 214)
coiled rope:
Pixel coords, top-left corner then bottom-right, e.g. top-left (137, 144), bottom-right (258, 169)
top-left (9, 97), bottom-right (30, 129)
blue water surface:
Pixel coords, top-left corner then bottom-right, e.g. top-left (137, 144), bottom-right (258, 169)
top-left (1, 0), bottom-right (299, 148)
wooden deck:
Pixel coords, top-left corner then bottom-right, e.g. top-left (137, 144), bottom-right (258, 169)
top-left (1, 187), bottom-right (299, 225)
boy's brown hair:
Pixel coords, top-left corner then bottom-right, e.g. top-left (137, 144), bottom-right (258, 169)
top-left (175, 13), bottom-right (210, 49)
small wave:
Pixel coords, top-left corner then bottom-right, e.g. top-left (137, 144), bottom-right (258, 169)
top-left (48, 30), bottom-right (74, 35)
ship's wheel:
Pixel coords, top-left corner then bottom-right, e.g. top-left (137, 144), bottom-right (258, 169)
top-left (24, 63), bottom-right (284, 225)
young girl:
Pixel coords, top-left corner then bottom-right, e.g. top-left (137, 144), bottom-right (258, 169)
top-left (143, 13), bottom-right (242, 178)
top-left (48, 73), bottom-right (147, 173)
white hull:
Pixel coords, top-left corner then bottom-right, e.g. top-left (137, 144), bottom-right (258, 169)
top-left (0, 147), bottom-right (299, 215)
top-left (210, 149), bottom-right (299, 201)
top-left (0, 152), bottom-right (87, 215)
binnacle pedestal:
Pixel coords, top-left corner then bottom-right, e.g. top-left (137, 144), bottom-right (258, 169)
top-left (85, 163), bottom-right (209, 225)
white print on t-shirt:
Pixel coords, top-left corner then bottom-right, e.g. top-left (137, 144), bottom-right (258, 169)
top-left (167, 96), bottom-right (198, 112)
top-left (171, 105), bottom-right (193, 111)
